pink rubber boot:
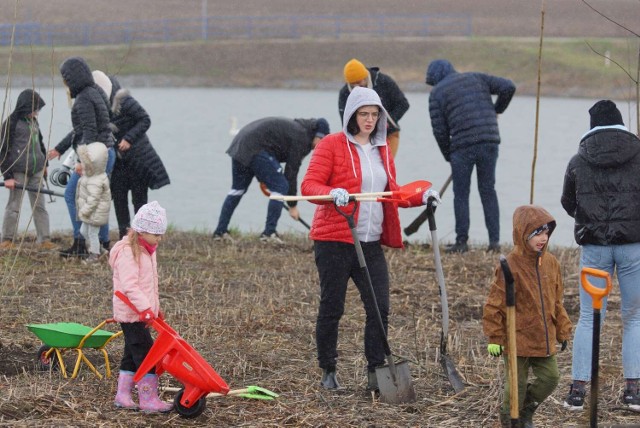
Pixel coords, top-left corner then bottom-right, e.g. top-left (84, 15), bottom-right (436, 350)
top-left (137, 374), bottom-right (173, 413)
top-left (114, 371), bottom-right (138, 410)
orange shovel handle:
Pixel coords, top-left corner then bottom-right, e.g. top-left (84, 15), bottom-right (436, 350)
top-left (580, 267), bottom-right (612, 310)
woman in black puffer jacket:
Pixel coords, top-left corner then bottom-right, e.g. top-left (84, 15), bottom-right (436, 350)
top-left (47, 57), bottom-right (116, 257)
top-left (560, 100), bottom-right (640, 411)
top-left (92, 71), bottom-right (170, 239)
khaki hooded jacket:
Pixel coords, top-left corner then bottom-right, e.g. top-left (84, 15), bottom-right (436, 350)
top-left (483, 205), bottom-right (572, 357)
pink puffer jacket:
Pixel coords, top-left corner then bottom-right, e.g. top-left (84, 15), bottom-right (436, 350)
top-left (109, 236), bottom-right (160, 323)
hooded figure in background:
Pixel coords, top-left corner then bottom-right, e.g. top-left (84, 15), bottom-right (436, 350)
top-left (426, 59), bottom-right (515, 254)
top-left (213, 116), bottom-right (330, 244)
top-left (92, 70), bottom-right (170, 239)
top-left (0, 89), bottom-right (54, 250)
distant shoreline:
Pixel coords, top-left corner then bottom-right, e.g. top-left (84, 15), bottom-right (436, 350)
top-left (3, 36), bottom-right (639, 101)
top-left (0, 74), bottom-right (619, 100)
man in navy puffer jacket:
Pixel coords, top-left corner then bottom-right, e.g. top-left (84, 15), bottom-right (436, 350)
top-left (426, 59), bottom-right (515, 253)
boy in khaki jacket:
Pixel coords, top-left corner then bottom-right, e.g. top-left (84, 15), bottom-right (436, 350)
top-left (483, 205), bottom-right (572, 427)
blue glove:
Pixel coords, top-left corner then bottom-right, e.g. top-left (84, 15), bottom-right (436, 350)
top-left (487, 344), bottom-right (504, 357)
top-left (330, 188), bottom-right (350, 207)
top-left (422, 189), bottom-right (442, 206)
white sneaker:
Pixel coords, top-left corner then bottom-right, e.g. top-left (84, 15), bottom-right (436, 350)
top-left (213, 232), bottom-right (235, 243)
top-left (260, 232), bottom-right (284, 245)
top-left (82, 253), bottom-right (101, 265)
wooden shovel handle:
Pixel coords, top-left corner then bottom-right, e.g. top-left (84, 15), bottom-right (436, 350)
top-left (506, 307), bottom-right (518, 420)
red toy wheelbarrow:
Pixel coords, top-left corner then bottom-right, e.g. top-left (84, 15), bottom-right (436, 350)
top-left (115, 291), bottom-right (230, 418)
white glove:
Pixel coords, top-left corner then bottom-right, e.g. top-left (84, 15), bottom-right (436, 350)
top-left (329, 188), bottom-right (350, 207)
top-left (422, 189), bottom-right (442, 206)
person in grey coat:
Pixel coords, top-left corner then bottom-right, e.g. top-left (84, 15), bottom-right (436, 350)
top-left (0, 89), bottom-right (55, 250)
top-left (213, 117), bottom-right (330, 244)
top-left (426, 59), bottom-right (515, 253)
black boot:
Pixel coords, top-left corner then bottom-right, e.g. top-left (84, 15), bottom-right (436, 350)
top-left (100, 240), bottom-right (110, 252)
top-left (59, 238), bottom-right (88, 258)
top-left (498, 413), bottom-right (512, 428)
top-left (520, 397), bottom-right (539, 428)
top-left (366, 370), bottom-right (379, 392)
top-left (445, 240), bottom-right (468, 254)
top-left (320, 366), bottom-right (340, 389)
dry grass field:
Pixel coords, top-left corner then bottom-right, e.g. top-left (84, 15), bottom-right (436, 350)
top-left (0, 232), bottom-right (637, 427)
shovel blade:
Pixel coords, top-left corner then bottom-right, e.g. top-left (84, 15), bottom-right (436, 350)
top-left (375, 360), bottom-right (416, 404)
top-left (440, 354), bottom-right (465, 393)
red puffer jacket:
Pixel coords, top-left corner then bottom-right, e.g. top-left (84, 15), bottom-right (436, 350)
top-left (301, 132), bottom-right (403, 248)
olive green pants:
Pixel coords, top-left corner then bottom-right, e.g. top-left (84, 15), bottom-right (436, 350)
top-left (502, 355), bottom-right (560, 415)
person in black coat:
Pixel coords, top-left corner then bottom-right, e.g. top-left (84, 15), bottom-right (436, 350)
top-left (47, 57), bottom-right (115, 257)
top-left (338, 58), bottom-right (409, 158)
top-left (426, 59), bottom-right (515, 253)
top-left (560, 100), bottom-right (640, 411)
top-left (92, 71), bottom-right (170, 239)
top-left (213, 117), bottom-right (329, 244)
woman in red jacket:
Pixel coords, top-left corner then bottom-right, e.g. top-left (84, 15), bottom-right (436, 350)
top-left (301, 87), bottom-right (437, 392)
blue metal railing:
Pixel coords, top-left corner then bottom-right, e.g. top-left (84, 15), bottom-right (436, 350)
top-left (0, 14), bottom-right (472, 47)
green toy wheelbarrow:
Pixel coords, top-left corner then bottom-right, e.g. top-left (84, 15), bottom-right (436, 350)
top-left (27, 319), bottom-right (123, 379)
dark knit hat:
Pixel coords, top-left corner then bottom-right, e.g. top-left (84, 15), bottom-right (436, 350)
top-left (315, 118), bottom-right (330, 138)
top-left (589, 100), bottom-right (624, 129)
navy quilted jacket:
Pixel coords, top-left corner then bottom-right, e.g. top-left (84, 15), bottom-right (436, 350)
top-left (426, 59), bottom-right (515, 161)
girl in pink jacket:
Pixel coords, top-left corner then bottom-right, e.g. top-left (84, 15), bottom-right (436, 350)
top-left (109, 201), bottom-right (172, 413)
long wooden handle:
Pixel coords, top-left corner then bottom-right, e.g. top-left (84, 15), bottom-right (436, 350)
top-left (506, 307), bottom-right (518, 421)
top-left (270, 191), bottom-right (393, 202)
top-left (271, 180), bottom-right (431, 202)
top-left (271, 194), bottom-right (331, 201)
top-left (161, 386), bottom-right (247, 398)
top-left (499, 255), bottom-right (519, 424)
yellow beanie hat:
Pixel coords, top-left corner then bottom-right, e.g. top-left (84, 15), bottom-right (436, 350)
top-left (343, 59), bottom-right (368, 84)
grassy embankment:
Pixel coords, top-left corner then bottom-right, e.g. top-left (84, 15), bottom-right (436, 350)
top-left (1, 36), bottom-right (638, 99)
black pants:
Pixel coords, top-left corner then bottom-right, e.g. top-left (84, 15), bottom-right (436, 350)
top-left (111, 163), bottom-right (148, 238)
top-left (314, 240), bottom-right (390, 372)
top-left (119, 322), bottom-right (155, 374)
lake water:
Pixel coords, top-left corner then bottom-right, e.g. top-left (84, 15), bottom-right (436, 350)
top-left (1, 87), bottom-right (638, 248)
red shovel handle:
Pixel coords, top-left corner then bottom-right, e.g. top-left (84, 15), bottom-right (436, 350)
top-left (114, 291), bottom-right (141, 314)
top-left (580, 267), bottom-right (612, 310)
